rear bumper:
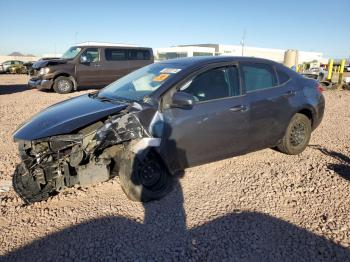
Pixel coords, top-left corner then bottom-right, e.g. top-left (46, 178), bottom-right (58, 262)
top-left (312, 94), bottom-right (325, 130)
top-left (28, 79), bottom-right (53, 90)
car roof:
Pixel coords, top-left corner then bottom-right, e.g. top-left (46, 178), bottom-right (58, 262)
top-left (151, 56), bottom-right (300, 98)
top-left (76, 42), bottom-right (138, 47)
top-left (158, 56), bottom-right (279, 67)
top-left (74, 45), bottom-right (152, 50)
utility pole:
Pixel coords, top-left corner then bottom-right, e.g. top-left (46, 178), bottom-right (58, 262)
top-left (241, 29), bottom-right (246, 56)
top-left (74, 32), bottom-right (78, 44)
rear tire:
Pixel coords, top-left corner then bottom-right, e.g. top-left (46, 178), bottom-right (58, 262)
top-left (119, 150), bottom-right (174, 202)
top-left (53, 76), bottom-right (73, 94)
top-left (277, 113), bottom-right (311, 155)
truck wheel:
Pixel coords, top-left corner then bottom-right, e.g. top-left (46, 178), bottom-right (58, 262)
top-left (119, 150), bottom-right (174, 202)
top-left (277, 113), bottom-right (311, 155)
top-left (53, 76), bottom-right (73, 94)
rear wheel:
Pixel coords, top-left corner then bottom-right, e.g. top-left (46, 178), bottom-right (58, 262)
top-left (119, 151), bottom-right (174, 202)
top-left (53, 76), bottom-right (73, 94)
top-left (277, 113), bottom-right (311, 155)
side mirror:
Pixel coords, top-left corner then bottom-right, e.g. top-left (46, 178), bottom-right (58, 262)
top-left (171, 91), bottom-right (194, 109)
top-left (80, 55), bottom-right (91, 64)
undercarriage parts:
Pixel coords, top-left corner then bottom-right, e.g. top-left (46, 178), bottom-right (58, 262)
top-left (75, 159), bottom-right (110, 187)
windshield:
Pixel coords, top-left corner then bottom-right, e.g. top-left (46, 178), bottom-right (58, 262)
top-left (61, 47), bottom-right (82, 59)
top-left (98, 63), bottom-right (184, 101)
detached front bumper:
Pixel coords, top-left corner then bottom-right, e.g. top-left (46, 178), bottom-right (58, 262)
top-left (28, 78), bottom-right (53, 90)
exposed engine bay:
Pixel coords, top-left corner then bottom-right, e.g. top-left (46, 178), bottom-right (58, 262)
top-left (14, 106), bottom-right (152, 204)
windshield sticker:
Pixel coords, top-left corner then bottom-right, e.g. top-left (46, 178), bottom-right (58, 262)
top-left (153, 73), bottom-right (170, 82)
top-left (160, 68), bottom-right (182, 74)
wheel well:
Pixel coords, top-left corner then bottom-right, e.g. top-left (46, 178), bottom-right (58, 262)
top-left (147, 147), bottom-right (175, 175)
top-left (298, 109), bottom-right (314, 126)
top-left (53, 74), bottom-right (77, 90)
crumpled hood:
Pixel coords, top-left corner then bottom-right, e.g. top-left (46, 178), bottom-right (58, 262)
top-left (32, 59), bottom-right (68, 69)
top-left (13, 94), bottom-right (128, 141)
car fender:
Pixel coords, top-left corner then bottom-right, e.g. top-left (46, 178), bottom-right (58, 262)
top-left (290, 104), bottom-right (316, 128)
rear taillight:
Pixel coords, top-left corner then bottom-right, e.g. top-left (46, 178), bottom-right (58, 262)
top-left (317, 83), bottom-right (325, 93)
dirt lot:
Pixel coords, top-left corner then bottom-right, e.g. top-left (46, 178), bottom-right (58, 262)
top-left (0, 74), bottom-right (349, 261)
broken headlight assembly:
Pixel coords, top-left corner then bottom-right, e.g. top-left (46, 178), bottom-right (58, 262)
top-left (39, 67), bottom-right (50, 75)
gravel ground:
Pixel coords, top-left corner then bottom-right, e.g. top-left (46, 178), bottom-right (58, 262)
top-left (0, 74), bottom-right (349, 261)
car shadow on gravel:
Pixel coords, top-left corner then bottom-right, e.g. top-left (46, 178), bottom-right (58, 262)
top-left (0, 84), bottom-right (30, 95)
top-left (3, 183), bottom-right (350, 261)
top-left (309, 145), bottom-right (350, 180)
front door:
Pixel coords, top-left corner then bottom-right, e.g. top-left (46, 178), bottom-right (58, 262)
top-left (162, 65), bottom-right (250, 169)
top-left (76, 48), bottom-right (105, 86)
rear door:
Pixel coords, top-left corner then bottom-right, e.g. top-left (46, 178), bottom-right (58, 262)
top-left (240, 62), bottom-right (296, 150)
top-left (128, 49), bottom-right (153, 73)
top-left (76, 48), bottom-right (105, 86)
top-left (101, 48), bottom-right (130, 84)
top-left (162, 64), bottom-right (250, 169)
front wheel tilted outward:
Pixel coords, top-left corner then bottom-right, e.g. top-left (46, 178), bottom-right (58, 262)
top-left (53, 76), bottom-right (74, 94)
top-left (13, 164), bottom-right (55, 204)
top-left (118, 151), bottom-right (174, 202)
top-left (277, 113), bottom-right (312, 155)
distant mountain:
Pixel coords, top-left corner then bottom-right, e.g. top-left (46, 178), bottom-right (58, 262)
top-left (8, 52), bottom-right (24, 56)
top-left (26, 54), bottom-right (35, 57)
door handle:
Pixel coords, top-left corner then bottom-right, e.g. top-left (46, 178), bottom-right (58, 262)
top-left (283, 90), bottom-right (296, 97)
top-left (230, 105), bottom-right (248, 112)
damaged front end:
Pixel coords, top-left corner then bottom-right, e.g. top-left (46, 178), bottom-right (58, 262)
top-left (13, 110), bottom-right (149, 204)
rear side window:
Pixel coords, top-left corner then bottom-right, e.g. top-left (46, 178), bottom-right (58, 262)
top-left (129, 50), bottom-right (151, 60)
top-left (241, 63), bottom-right (277, 92)
top-left (105, 49), bottom-right (127, 61)
top-left (276, 69), bottom-right (290, 84)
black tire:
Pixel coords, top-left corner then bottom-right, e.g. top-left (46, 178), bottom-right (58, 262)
top-left (53, 76), bottom-right (73, 94)
top-left (119, 150), bottom-right (174, 202)
top-left (277, 113), bottom-right (312, 155)
top-left (13, 164), bottom-right (54, 204)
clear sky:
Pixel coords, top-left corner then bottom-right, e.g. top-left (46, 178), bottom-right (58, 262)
top-left (0, 0), bottom-right (349, 58)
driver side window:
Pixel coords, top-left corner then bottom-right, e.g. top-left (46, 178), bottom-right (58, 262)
top-left (180, 66), bottom-right (240, 102)
top-left (81, 48), bottom-right (100, 63)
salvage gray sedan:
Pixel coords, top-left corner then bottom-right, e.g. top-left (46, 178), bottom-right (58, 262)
top-left (13, 56), bottom-right (325, 203)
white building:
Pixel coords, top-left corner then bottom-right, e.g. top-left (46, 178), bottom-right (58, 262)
top-left (154, 44), bottom-right (327, 64)
top-left (154, 46), bottom-right (215, 61)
